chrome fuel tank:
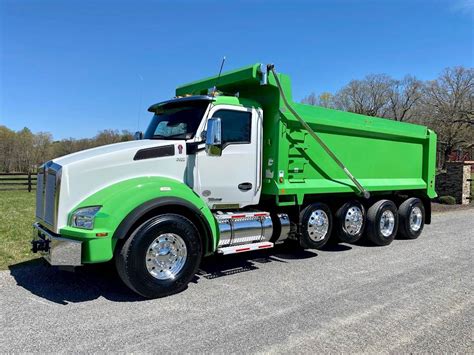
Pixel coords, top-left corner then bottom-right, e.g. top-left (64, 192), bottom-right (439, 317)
top-left (215, 211), bottom-right (273, 247)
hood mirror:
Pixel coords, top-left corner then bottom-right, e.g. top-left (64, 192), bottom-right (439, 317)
top-left (134, 131), bottom-right (143, 140)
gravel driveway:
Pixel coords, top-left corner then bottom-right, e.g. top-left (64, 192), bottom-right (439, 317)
top-left (1, 209), bottom-right (472, 353)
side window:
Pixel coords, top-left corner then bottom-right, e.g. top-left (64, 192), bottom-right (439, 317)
top-left (212, 109), bottom-right (251, 146)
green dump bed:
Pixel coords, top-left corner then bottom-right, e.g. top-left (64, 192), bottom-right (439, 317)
top-left (177, 63), bottom-right (437, 204)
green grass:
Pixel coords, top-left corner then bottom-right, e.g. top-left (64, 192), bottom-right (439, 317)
top-left (0, 190), bottom-right (38, 269)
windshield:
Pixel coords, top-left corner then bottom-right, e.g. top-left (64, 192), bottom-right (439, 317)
top-left (144, 101), bottom-right (209, 140)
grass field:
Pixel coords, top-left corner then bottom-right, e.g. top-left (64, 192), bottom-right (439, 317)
top-left (0, 190), bottom-right (38, 270)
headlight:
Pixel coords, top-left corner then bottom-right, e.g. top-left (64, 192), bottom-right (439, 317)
top-left (71, 206), bottom-right (101, 230)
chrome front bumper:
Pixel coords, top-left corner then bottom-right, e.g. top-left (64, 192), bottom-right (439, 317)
top-left (32, 222), bottom-right (82, 266)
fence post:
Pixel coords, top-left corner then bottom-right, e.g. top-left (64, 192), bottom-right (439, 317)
top-left (28, 172), bottom-right (32, 192)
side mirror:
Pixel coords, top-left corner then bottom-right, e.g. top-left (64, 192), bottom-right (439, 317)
top-left (134, 131), bottom-right (143, 140)
top-left (205, 118), bottom-right (222, 156)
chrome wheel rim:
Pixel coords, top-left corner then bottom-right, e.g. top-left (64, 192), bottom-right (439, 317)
top-left (409, 206), bottom-right (423, 232)
top-left (307, 209), bottom-right (329, 242)
top-left (379, 210), bottom-right (395, 237)
top-left (146, 233), bottom-right (187, 280)
top-left (344, 206), bottom-right (363, 236)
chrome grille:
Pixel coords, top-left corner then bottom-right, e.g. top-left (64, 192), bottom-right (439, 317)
top-left (44, 172), bottom-right (57, 225)
top-left (36, 161), bottom-right (62, 230)
top-left (35, 170), bottom-right (44, 218)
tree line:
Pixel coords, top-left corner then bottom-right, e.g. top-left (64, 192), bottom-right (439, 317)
top-left (1, 66), bottom-right (472, 173)
top-left (302, 66), bottom-right (473, 167)
top-left (0, 127), bottom-right (133, 173)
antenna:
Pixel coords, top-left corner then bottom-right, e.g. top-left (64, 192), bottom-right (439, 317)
top-left (212, 56), bottom-right (226, 96)
top-left (136, 74), bottom-right (144, 131)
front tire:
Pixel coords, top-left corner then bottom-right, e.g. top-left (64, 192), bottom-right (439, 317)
top-left (116, 214), bottom-right (202, 298)
top-left (366, 199), bottom-right (398, 246)
top-left (299, 202), bottom-right (332, 249)
top-left (398, 197), bottom-right (425, 239)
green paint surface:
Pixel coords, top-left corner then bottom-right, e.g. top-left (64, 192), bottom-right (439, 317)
top-left (177, 63), bottom-right (438, 204)
top-left (60, 176), bottom-right (218, 263)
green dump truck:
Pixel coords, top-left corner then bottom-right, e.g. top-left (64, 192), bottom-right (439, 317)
top-left (32, 63), bottom-right (437, 298)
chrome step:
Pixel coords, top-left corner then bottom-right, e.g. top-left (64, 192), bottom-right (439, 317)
top-left (217, 241), bottom-right (274, 255)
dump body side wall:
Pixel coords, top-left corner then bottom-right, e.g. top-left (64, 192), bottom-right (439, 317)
top-left (262, 103), bottom-right (437, 204)
top-left (176, 63), bottom-right (437, 205)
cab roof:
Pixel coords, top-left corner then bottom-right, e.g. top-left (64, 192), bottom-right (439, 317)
top-left (147, 95), bottom-right (213, 112)
top-left (147, 94), bottom-right (261, 113)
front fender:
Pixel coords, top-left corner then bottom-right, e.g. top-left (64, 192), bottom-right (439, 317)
top-left (61, 177), bottom-right (218, 262)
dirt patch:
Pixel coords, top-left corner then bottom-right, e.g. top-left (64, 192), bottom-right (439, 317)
top-left (431, 202), bottom-right (474, 213)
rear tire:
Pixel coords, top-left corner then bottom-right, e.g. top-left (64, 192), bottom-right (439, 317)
top-left (115, 213), bottom-right (202, 299)
top-left (398, 197), bottom-right (425, 239)
top-left (366, 199), bottom-right (398, 246)
top-left (299, 203), bottom-right (332, 250)
top-left (335, 200), bottom-right (366, 243)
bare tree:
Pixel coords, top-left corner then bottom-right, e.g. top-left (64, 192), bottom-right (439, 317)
top-left (32, 132), bottom-right (53, 169)
top-left (301, 92), bottom-right (335, 108)
top-left (318, 92), bottom-right (335, 108)
top-left (0, 126), bottom-right (16, 172)
top-left (334, 74), bottom-right (393, 117)
top-left (386, 75), bottom-right (423, 122)
top-left (422, 66), bottom-right (474, 167)
top-left (301, 93), bottom-right (318, 105)
top-left (0, 127), bottom-right (134, 172)
top-left (14, 128), bottom-right (35, 172)
top-left (95, 129), bottom-right (125, 146)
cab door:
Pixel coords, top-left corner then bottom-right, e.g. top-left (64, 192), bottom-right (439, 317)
top-left (194, 105), bottom-right (262, 209)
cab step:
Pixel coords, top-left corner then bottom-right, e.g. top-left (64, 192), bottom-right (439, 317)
top-left (217, 242), bottom-right (274, 255)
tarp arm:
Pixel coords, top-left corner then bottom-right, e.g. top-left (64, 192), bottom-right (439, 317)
top-left (268, 64), bottom-right (370, 199)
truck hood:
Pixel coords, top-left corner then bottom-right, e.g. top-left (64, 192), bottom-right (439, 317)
top-left (50, 139), bottom-right (189, 231)
top-left (53, 139), bottom-right (180, 166)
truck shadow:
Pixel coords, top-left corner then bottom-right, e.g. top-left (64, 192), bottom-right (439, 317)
top-left (8, 259), bottom-right (143, 305)
top-left (7, 243), bottom-right (349, 305)
top-left (196, 244), bottom-right (319, 280)
top-left (196, 242), bottom-right (351, 280)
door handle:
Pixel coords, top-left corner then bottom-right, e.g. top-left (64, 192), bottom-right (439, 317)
top-left (238, 182), bottom-right (253, 191)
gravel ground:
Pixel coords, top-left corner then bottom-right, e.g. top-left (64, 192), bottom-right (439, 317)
top-left (0, 209), bottom-right (472, 353)
top-left (431, 202), bottom-right (473, 213)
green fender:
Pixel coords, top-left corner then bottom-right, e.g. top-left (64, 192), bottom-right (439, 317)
top-left (61, 176), bottom-right (219, 263)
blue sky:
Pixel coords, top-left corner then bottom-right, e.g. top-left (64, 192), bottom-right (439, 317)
top-left (1, 0), bottom-right (472, 139)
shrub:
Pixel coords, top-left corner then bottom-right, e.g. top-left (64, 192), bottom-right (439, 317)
top-left (437, 196), bottom-right (456, 205)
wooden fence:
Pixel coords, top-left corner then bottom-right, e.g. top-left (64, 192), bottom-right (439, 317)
top-left (0, 173), bottom-right (37, 192)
